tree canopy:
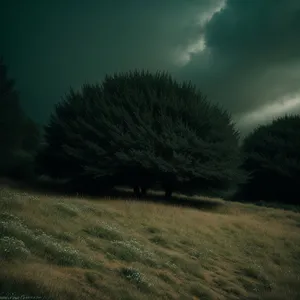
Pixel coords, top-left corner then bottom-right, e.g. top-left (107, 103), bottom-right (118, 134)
top-left (237, 114), bottom-right (300, 204)
top-left (36, 70), bottom-right (244, 197)
top-left (0, 57), bottom-right (40, 180)
top-left (0, 57), bottom-right (24, 152)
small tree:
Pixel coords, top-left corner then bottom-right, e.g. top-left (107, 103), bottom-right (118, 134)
top-left (236, 114), bottom-right (300, 204)
top-left (36, 70), bottom-right (244, 197)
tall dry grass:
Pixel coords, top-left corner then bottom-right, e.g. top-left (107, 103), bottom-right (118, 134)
top-left (1, 183), bottom-right (300, 300)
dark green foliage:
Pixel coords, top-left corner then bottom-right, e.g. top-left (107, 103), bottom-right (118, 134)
top-left (36, 70), bottom-right (243, 196)
top-left (20, 117), bottom-right (40, 154)
top-left (236, 115), bottom-right (300, 204)
top-left (0, 57), bottom-right (23, 152)
top-left (1, 150), bottom-right (36, 181)
top-left (0, 57), bottom-right (40, 181)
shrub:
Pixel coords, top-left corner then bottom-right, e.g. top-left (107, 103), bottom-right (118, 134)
top-left (36, 70), bottom-right (243, 197)
top-left (235, 114), bottom-right (300, 204)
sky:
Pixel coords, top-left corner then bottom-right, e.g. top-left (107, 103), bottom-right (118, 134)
top-left (1, 0), bottom-right (300, 136)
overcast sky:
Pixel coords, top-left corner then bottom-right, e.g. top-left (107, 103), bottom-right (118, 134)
top-left (1, 0), bottom-right (300, 135)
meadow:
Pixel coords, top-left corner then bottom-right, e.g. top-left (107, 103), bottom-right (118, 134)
top-left (1, 181), bottom-right (300, 300)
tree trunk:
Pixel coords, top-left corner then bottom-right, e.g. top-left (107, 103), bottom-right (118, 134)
top-left (165, 189), bottom-right (172, 199)
top-left (141, 187), bottom-right (147, 196)
top-left (133, 186), bottom-right (141, 197)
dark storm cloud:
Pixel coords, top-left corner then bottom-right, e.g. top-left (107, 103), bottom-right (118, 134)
top-left (0, 0), bottom-right (221, 123)
top-left (1, 0), bottom-right (300, 133)
top-left (176, 0), bottom-right (300, 132)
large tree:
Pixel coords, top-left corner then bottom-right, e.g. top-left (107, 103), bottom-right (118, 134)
top-left (236, 114), bottom-right (300, 204)
top-left (36, 70), bottom-right (244, 197)
top-left (0, 57), bottom-right (23, 152)
top-left (0, 57), bottom-right (40, 180)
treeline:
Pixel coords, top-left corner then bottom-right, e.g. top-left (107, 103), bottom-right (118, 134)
top-left (1, 58), bottom-right (299, 205)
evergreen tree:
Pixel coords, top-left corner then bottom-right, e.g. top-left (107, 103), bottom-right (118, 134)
top-left (236, 115), bottom-right (300, 204)
top-left (0, 57), bottom-right (23, 153)
top-left (36, 70), bottom-right (244, 197)
top-left (0, 57), bottom-right (40, 180)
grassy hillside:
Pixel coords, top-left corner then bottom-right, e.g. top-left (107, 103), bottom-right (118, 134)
top-left (1, 183), bottom-right (300, 300)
